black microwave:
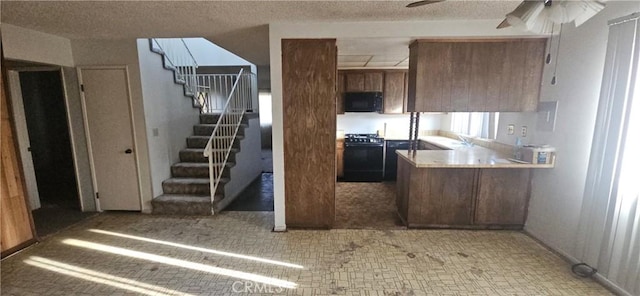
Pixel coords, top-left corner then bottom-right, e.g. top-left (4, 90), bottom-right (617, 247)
top-left (344, 92), bottom-right (383, 113)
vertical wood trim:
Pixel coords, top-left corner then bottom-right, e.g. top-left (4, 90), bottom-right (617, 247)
top-left (336, 73), bottom-right (345, 114)
top-left (1, 53), bottom-right (37, 255)
top-left (282, 39), bottom-right (336, 228)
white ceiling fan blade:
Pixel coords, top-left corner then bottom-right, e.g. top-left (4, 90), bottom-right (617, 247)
top-left (406, 0), bottom-right (445, 8)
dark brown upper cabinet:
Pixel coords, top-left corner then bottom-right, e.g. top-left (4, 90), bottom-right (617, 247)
top-left (383, 71), bottom-right (406, 114)
top-left (407, 38), bottom-right (547, 112)
top-left (344, 71), bottom-right (384, 92)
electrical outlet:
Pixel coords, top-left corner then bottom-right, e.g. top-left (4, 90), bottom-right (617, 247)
top-left (507, 124), bottom-right (515, 135)
top-left (521, 126), bottom-right (528, 137)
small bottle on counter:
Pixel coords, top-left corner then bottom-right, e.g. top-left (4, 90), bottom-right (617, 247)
top-left (514, 137), bottom-right (523, 160)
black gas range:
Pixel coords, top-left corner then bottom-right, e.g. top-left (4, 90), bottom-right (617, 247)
top-left (343, 134), bottom-right (384, 182)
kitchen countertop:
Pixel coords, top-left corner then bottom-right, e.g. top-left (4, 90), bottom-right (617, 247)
top-left (396, 136), bottom-right (555, 169)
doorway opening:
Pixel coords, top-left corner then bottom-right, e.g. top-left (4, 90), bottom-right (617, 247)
top-left (334, 39), bottom-right (409, 229)
top-left (225, 90), bottom-right (274, 212)
top-left (12, 69), bottom-right (92, 237)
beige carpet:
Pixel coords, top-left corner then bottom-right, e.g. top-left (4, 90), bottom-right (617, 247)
top-left (335, 181), bottom-right (406, 229)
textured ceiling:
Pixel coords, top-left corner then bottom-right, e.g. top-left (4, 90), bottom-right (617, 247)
top-left (1, 1), bottom-right (521, 66)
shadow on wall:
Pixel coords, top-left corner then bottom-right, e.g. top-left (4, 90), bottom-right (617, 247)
top-left (261, 125), bottom-right (272, 149)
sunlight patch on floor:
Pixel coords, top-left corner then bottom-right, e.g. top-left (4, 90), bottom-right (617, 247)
top-left (24, 256), bottom-right (194, 296)
top-left (88, 228), bottom-right (303, 269)
top-left (62, 239), bottom-right (298, 289)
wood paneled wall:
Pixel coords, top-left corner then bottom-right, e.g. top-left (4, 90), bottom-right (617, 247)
top-left (1, 59), bottom-right (36, 256)
top-left (282, 39), bottom-right (336, 228)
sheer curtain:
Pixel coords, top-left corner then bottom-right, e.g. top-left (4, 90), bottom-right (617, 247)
top-left (576, 13), bottom-right (640, 295)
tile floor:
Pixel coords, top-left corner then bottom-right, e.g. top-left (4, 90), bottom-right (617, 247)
top-left (1, 212), bottom-right (610, 295)
top-left (32, 202), bottom-right (97, 238)
top-left (225, 173), bottom-right (274, 211)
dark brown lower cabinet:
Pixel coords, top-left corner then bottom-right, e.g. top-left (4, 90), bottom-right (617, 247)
top-left (396, 156), bottom-right (531, 229)
top-left (406, 168), bottom-right (475, 227)
top-left (474, 169), bottom-right (531, 226)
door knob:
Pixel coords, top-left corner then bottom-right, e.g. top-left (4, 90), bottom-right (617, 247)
top-left (124, 149), bottom-right (133, 154)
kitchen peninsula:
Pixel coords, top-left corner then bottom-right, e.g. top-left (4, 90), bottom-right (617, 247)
top-left (396, 136), bottom-right (554, 229)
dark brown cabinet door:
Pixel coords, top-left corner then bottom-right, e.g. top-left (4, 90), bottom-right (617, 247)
top-left (474, 169), bottom-right (531, 225)
top-left (407, 168), bottom-right (475, 226)
top-left (408, 39), bottom-right (546, 112)
top-left (345, 73), bottom-right (364, 92)
top-left (364, 72), bottom-right (384, 92)
top-left (336, 73), bottom-right (345, 114)
top-left (383, 71), bottom-right (406, 114)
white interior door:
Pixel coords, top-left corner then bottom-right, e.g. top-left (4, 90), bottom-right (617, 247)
top-left (80, 67), bottom-right (141, 211)
top-left (7, 71), bottom-right (41, 210)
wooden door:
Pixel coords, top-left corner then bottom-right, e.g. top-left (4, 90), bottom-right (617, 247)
top-left (474, 169), bottom-right (531, 226)
top-left (80, 68), bottom-right (141, 211)
top-left (282, 39), bottom-right (336, 228)
top-left (383, 71), bottom-right (406, 114)
top-left (1, 65), bottom-right (36, 256)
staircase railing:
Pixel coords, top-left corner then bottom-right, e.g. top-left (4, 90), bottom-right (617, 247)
top-left (203, 69), bottom-right (253, 209)
top-left (196, 74), bottom-right (237, 113)
top-left (149, 38), bottom-right (199, 99)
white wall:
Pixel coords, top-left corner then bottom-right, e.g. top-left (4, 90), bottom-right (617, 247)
top-left (337, 113), bottom-right (442, 139)
top-left (1, 24), bottom-right (74, 67)
top-left (137, 39), bottom-right (201, 198)
top-left (183, 38), bottom-right (253, 67)
top-left (216, 116), bottom-right (263, 211)
top-left (72, 39), bottom-right (154, 213)
top-left (269, 19), bottom-right (544, 231)
top-left (523, 1), bottom-right (640, 267)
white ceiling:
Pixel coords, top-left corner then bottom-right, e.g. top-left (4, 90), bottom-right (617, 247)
top-left (0, 1), bottom-right (521, 66)
top-left (337, 38), bottom-right (411, 69)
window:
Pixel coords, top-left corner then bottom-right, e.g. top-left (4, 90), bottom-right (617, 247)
top-left (577, 14), bottom-right (640, 294)
top-left (450, 112), bottom-right (499, 139)
top-left (258, 91), bottom-right (272, 126)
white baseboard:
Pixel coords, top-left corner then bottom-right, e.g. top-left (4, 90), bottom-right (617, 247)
top-left (273, 225), bottom-right (286, 232)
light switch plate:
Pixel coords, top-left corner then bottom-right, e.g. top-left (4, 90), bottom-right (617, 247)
top-left (537, 101), bottom-right (558, 132)
top-left (507, 124), bottom-right (515, 135)
top-left (152, 128), bottom-right (159, 137)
